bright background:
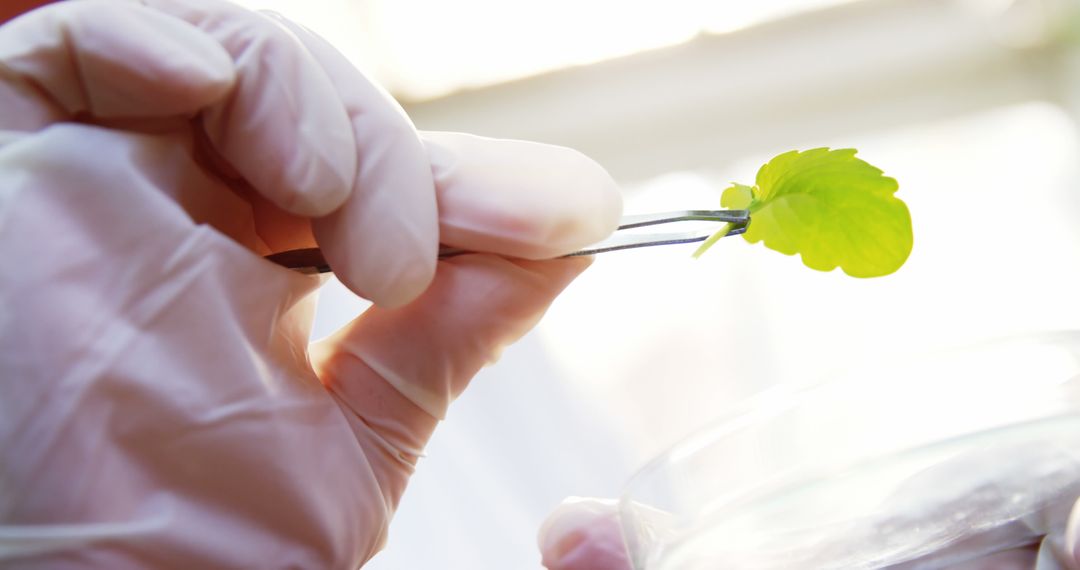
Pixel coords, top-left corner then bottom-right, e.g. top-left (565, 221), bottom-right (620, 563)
top-left (236, 0), bottom-right (1080, 567)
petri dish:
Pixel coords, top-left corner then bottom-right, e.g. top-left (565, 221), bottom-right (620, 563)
top-left (619, 331), bottom-right (1080, 569)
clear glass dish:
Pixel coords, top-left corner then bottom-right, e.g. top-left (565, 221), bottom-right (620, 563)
top-left (619, 332), bottom-right (1080, 569)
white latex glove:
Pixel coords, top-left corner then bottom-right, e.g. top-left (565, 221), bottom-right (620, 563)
top-left (0, 1), bottom-right (621, 568)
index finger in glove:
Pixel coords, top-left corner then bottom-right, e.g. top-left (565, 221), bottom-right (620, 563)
top-left (139, 0), bottom-right (361, 218)
top-left (266, 14), bottom-right (438, 307)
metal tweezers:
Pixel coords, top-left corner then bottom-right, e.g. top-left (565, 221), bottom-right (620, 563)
top-left (266, 209), bottom-right (750, 274)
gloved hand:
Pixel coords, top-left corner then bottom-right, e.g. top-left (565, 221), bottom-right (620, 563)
top-left (0, 1), bottom-right (621, 568)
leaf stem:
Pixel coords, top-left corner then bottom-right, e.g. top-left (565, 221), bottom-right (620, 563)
top-left (692, 222), bottom-right (732, 259)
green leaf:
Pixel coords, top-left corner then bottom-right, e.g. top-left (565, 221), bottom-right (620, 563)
top-left (720, 183), bottom-right (754, 209)
top-left (698, 148), bottom-right (912, 278)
